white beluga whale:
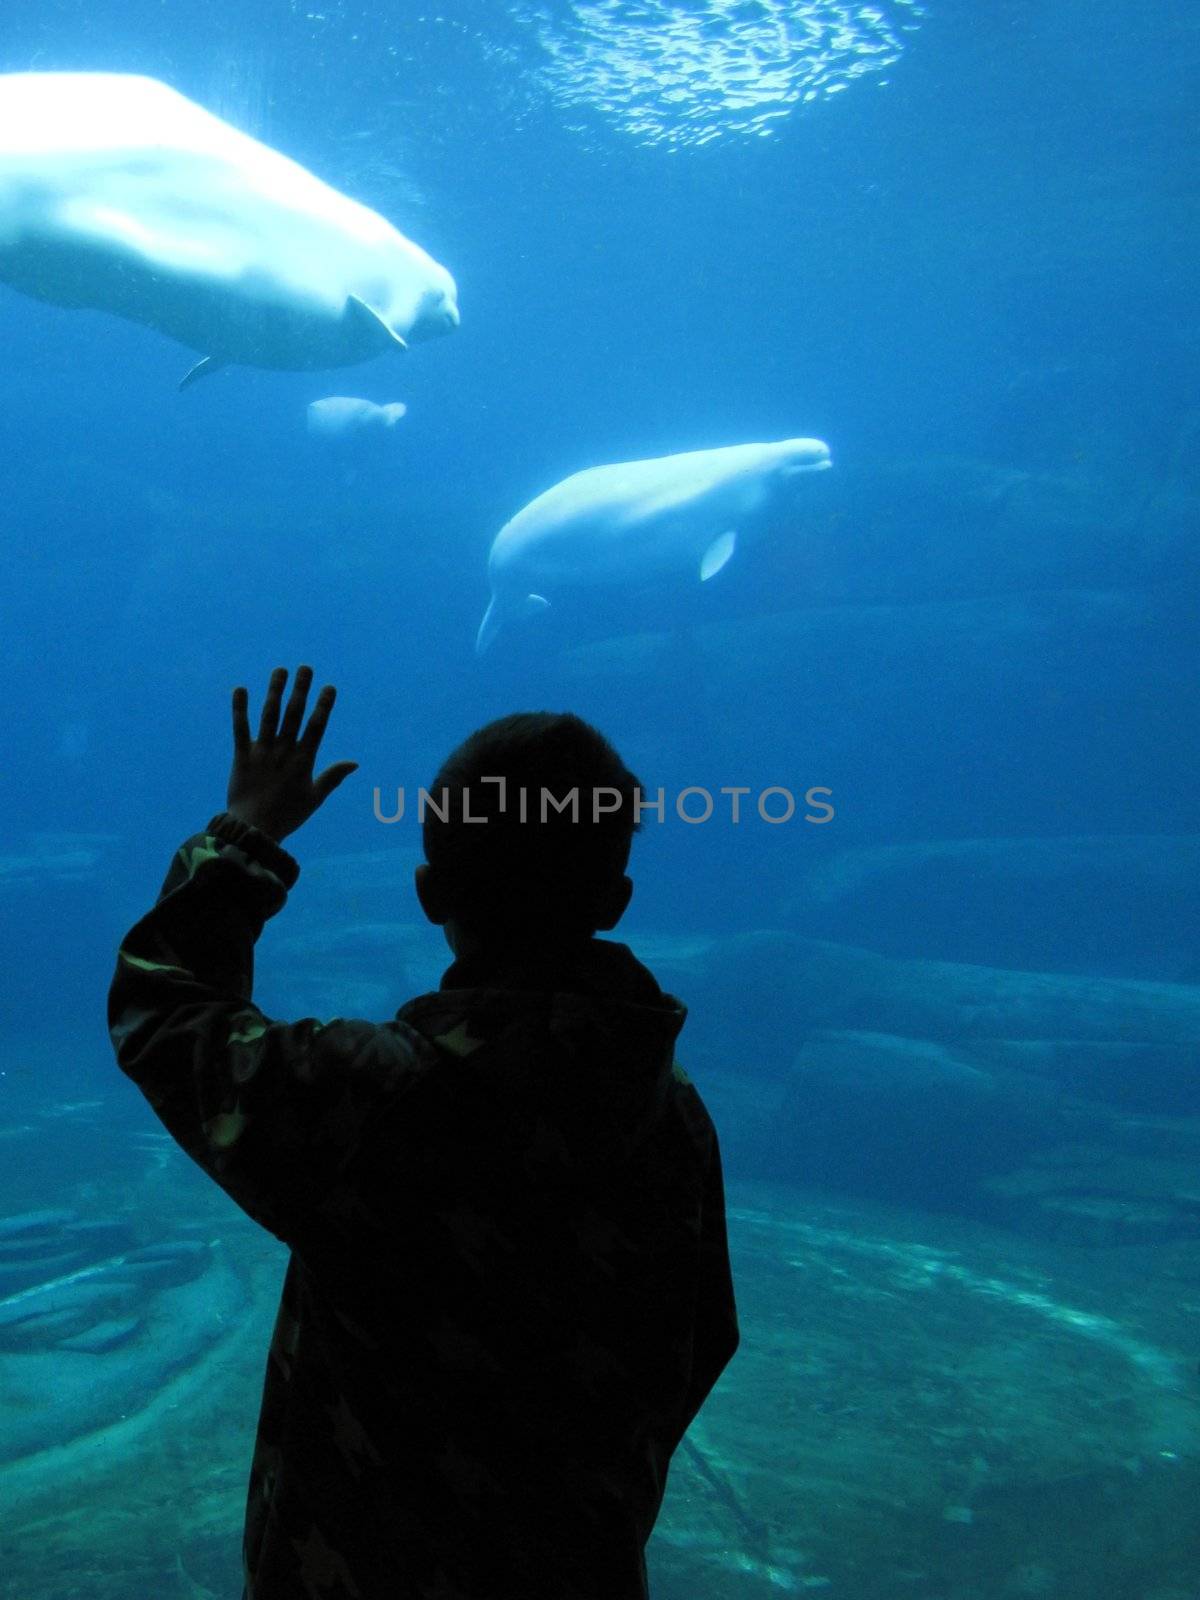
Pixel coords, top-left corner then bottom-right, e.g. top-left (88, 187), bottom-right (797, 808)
top-left (0, 72), bottom-right (459, 388)
top-left (307, 396), bottom-right (407, 438)
top-left (476, 437), bottom-right (833, 654)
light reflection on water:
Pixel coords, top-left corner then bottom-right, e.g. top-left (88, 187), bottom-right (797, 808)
top-left (515, 0), bottom-right (926, 147)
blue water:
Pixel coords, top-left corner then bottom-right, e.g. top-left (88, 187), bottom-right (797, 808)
top-left (1, 3), bottom-right (1198, 1597)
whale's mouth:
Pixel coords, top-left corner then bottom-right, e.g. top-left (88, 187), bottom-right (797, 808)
top-left (782, 442), bottom-right (833, 477)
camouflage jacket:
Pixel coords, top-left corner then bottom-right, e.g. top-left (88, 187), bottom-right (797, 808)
top-left (108, 813), bottom-right (739, 1600)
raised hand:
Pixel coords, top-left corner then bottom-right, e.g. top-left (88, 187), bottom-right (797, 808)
top-left (226, 666), bottom-right (358, 842)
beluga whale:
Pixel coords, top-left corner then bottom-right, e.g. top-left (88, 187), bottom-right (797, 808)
top-left (307, 396), bottom-right (407, 438)
top-left (0, 72), bottom-right (459, 388)
top-left (475, 437), bottom-right (833, 654)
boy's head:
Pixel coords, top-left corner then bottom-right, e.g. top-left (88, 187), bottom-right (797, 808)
top-left (415, 712), bottom-right (642, 951)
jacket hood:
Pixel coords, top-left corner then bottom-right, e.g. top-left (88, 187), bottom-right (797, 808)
top-left (395, 940), bottom-right (686, 1176)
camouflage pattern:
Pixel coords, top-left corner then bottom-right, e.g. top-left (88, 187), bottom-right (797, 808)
top-left (108, 812), bottom-right (739, 1599)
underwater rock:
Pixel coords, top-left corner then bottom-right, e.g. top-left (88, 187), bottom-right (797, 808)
top-left (0, 1242), bottom-right (248, 1466)
top-left (982, 1148), bottom-right (1200, 1247)
top-left (264, 915), bottom-right (445, 1019)
top-left (654, 930), bottom-right (1200, 1211)
top-left (0, 1213), bottom-right (212, 1358)
top-left (0, 1210), bottom-right (133, 1296)
top-left (718, 1027), bottom-right (1200, 1241)
top-left (769, 1030), bottom-right (1103, 1207)
top-left (964, 1039), bottom-right (1200, 1116)
top-left (0, 834), bottom-right (113, 886)
top-left (0, 1206), bottom-right (78, 1238)
top-left (656, 923), bottom-right (1200, 1237)
top-left (0, 1279), bottom-right (140, 1352)
top-left (0, 1235), bottom-right (211, 1350)
top-left (786, 834), bottom-right (1200, 975)
top-left (768, 1031), bottom-right (1199, 1230)
top-left (659, 931), bottom-right (1200, 1082)
top-left (56, 1316), bottom-right (143, 1354)
top-left (823, 455), bottom-right (1200, 600)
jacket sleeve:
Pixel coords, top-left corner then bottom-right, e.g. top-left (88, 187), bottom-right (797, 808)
top-left (108, 812), bottom-right (427, 1243)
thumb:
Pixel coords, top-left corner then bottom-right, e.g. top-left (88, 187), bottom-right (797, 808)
top-left (314, 761), bottom-right (359, 804)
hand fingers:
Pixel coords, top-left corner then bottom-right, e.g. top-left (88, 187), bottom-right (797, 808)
top-left (278, 664), bottom-right (314, 742)
top-left (231, 686), bottom-right (251, 754)
top-left (300, 683), bottom-right (338, 756)
top-left (257, 667), bottom-right (288, 742)
top-left (313, 760), bottom-right (359, 804)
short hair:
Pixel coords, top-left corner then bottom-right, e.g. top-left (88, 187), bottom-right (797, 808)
top-left (422, 712), bottom-right (642, 936)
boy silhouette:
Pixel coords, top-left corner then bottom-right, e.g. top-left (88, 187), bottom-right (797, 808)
top-left (109, 665), bottom-right (738, 1600)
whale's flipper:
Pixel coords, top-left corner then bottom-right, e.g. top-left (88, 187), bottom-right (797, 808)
top-left (347, 293), bottom-right (408, 352)
top-left (476, 593), bottom-right (549, 656)
top-left (700, 530), bottom-right (737, 580)
top-left (179, 356), bottom-right (228, 391)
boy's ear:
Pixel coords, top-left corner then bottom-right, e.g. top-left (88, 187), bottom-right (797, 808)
top-left (594, 874), bottom-right (633, 932)
top-left (414, 862), bottom-right (449, 926)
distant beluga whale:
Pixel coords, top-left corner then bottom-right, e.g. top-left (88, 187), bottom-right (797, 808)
top-left (475, 437), bottom-right (833, 654)
top-left (307, 396), bottom-right (407, 438)
top-left (0, 72), bottom-right (459, 388)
